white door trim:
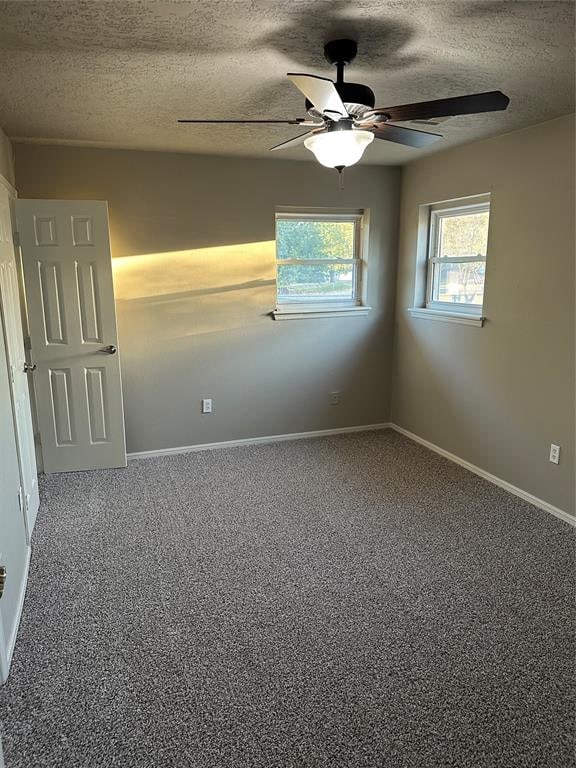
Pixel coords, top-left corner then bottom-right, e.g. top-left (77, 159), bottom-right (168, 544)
top-left (0, 182), bottom-right (40, 539)
top-left (0, 546), bottom-right (30, 684)
top-left (0, 616), bottom-right (8, 683)
top-left (0, 173), bottom-right (16, 197)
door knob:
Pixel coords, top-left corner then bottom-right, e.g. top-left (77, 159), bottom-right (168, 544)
top-left (99, 345), bottom-right (117, 355)
top-left (23, 362), bottom-right (36, 373)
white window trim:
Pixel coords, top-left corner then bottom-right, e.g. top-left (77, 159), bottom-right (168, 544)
top-left (426, 196), bottom-right (490, 313)
top-left (407, 307), bottom-right (485, 327)
top-left (273, 208), bottom-right (370, 320)
top-left (273, 305), bottom-right (372, 321)
top-left (409, 193), bottom-right (490, 325)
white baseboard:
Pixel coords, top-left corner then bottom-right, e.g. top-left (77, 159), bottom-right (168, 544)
top-left (128, 422), bottom-right (392, 461)
top-left (390, 424), bottom-right (575, 527)
top-left (0, 545), bottom-right (31, 683)
top-left (127, 421), bottom-right (574, 527)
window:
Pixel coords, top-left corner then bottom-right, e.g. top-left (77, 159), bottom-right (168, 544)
top-left (273, 210), bottom-right (369, 319)
top-left (425, 195), bottom-right (490, 314)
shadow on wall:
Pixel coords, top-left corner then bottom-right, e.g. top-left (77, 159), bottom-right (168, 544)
top-left (112, 241), bottom-right (276, 340)
top-left (111, 237), bottom-right (390, 449)
top-left (111, 238), bottom-right (390, 450)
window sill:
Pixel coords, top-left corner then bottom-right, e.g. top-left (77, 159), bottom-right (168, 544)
top-left (408, 307), bottom-right (485, 327)
top-left (273, 305), bottom-right (372, 321)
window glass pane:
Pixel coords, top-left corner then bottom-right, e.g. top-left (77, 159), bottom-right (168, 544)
top-left (276, 219), bottom-right (355, 260)
top-left (434, 261), bottom-right (485, 305)
top-left (438, 210), bottom-right (489, 259)
top-left (277, 263), bottom-right (355, 302)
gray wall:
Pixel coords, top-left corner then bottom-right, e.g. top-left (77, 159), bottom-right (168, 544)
top-left (0, 128), bottom-right (14, 187)
top-left (391, 115), bottom-right (575, 515)
top-left (14, 145), bottom-right (400, 453)
top-left (13, 117), bottom-right (575, 517)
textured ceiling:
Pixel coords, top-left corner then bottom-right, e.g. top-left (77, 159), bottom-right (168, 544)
top-left (0, 0), bottom-right (574, 164)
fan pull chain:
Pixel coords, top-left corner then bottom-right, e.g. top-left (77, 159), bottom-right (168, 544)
top-left (337, 167), bottom-right (344, 191)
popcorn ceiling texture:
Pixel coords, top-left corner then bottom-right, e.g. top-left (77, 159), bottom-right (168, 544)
top-left (0, 0), bottom-right (573, 163)
top-left (1, 431), bottom-right (574, 767)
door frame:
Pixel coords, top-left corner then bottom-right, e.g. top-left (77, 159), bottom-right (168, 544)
top-left (0, 549), bottom-right (31, 684)
top-left (0, 174), bottom-right (40, 540)
top-left (0, 613), bottom-right (8, 682)
top-left (5, 179), bottom-right (43, 476)
top-left (0, 277), bottom-right (32, 684)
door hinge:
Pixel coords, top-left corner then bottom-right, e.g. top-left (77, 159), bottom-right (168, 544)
top-left (17, 489), bottom-right (29, 515)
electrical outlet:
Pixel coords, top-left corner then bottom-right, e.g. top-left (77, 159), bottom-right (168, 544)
top-left (549, 443), bottom-right (560, 464)
top-left (201, 398), bottom-right (213, 414)
top-left (330, 391), bottom-right (340, 406)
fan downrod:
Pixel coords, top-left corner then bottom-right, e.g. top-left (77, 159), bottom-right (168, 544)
top-left (303, 39), bottom-right (374, 115)
top-left (324, 39), bottom-right (358, 83)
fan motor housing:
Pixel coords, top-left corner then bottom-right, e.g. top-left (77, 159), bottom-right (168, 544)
top-left (305, 81), bottom-right (375, 117)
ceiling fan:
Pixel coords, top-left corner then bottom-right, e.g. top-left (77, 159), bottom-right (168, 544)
top-left (179, 39), bottom-right (510, 173)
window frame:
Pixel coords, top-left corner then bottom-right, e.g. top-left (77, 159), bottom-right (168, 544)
top-left (425, 195), bottom-right (491, 315)
top-left (274, 209), bottom-right (368, 317)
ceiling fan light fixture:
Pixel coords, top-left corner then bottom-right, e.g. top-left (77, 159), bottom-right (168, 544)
top-left (304, 129), bottom-right (374, 169)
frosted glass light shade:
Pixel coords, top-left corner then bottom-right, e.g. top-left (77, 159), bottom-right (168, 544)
top-left (304, 130), bottom-right (374, 168)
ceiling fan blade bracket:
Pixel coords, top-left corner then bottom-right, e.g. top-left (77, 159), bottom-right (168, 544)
top-left (355, 114), bottom-right (389, 127)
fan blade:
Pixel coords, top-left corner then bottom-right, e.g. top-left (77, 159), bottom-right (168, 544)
top-left (366, 91), bottom-right (510, 122)
top-left (287, 74), bottom-right (347, 120)
top-left (269, 129), bottom-right (325, 152)
top-left (178, 119), bottom-right (307, 124)
top-left (367, 123), bottom-right (442, 148)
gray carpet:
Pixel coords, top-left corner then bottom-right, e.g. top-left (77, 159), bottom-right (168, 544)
top-left (1, 430), bottom-right (574, 768)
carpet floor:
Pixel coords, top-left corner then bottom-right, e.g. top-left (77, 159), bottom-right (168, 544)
top-left (1, 430), bottom-right (574, 768)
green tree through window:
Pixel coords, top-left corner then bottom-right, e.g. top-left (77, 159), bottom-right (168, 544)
top-left (276, 216), bottom-right (361, 303)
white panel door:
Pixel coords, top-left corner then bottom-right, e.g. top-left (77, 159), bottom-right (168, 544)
top-left (17, 200), bottom-right (126, 473)
top-left (0, 184), bottom-right (39, 537)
